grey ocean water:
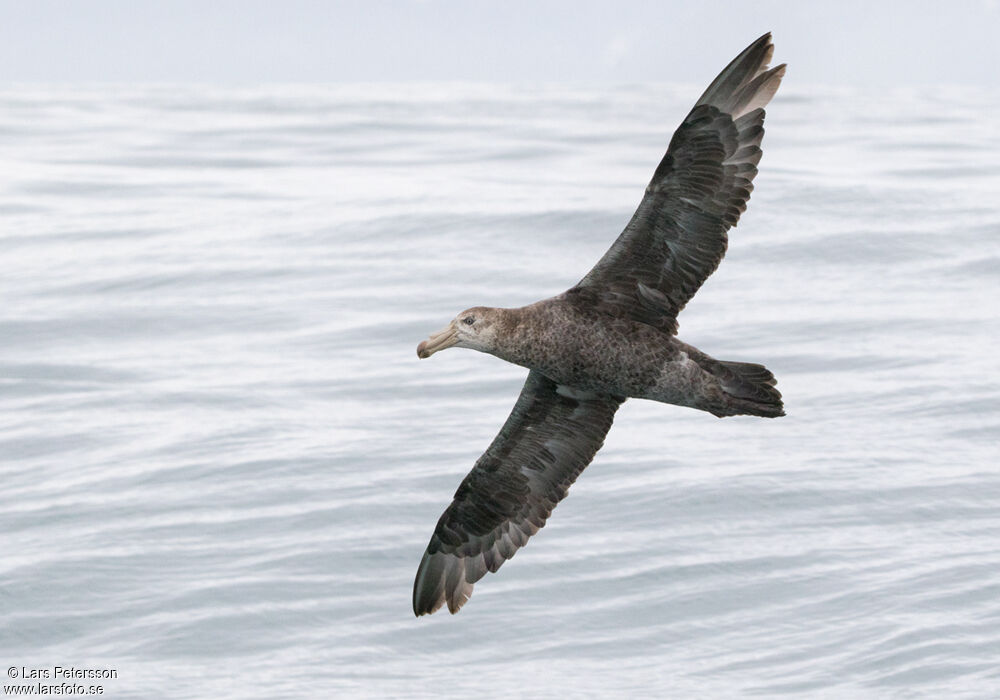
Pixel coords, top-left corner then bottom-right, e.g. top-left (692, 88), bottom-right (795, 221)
top-left (1, 83), bottom-right (998, 698)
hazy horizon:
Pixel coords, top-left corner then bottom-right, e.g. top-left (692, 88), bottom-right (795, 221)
top-left (1, 0), bottom-right (998, 88)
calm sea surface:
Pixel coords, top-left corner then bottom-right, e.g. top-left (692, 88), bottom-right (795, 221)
top-left (1, 83), bottom-right (998, 698)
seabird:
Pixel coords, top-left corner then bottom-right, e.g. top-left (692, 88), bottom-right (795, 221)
top-left (413, 34), bottom-right (786, 616)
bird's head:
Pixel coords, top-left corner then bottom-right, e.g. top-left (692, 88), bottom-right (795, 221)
top-left (417, 306), bottom-right (502, 359)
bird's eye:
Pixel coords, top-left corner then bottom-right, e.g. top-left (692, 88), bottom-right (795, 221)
top-left (463, 317), bottom-right (475, 326)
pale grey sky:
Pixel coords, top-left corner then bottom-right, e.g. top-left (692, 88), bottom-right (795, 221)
top-left (1, 0), bottom-right (998, 86)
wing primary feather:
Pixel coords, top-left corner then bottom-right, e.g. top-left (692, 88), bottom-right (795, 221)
top-left (695, 33), bottom-right (773, 109)
top-left (412, 551), bottom-right (447, 616)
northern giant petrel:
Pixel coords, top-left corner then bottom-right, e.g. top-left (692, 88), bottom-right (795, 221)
top-left (413, 33), bottom-right (786, 616)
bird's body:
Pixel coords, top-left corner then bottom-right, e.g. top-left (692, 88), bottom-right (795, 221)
top-left (486, 298), bottom-right (671, 398)
top-left (481, 296), bottom-right (781, 418)
top-left (412, 33), bottom-right (788, 616)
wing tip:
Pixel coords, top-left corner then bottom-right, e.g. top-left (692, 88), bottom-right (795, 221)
top-left (412, 549), bottom-right (445, 616)
top-left (697, 33), bottom-right (784, 115)
top-left (412, 549), bottom-right (480, 617)
top-left (752, 32), bottom-right (774, 60)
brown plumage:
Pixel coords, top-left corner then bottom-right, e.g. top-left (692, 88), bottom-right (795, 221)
top-left (413, 33), bottom-right (787, 616)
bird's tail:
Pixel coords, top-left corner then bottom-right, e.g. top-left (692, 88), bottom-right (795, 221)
top-left (711, 360), bottom-right (784, 418)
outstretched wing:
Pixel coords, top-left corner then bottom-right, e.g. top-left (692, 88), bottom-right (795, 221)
top-left (413, 371), bottom-right (623, 615)
top-left (572, 32), bottom-right (786, 335)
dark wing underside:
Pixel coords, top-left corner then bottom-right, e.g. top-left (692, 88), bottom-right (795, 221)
top-left (413, 371), bottom-right (623, 615)
top-left (572, 33), bottom-right (786, 335)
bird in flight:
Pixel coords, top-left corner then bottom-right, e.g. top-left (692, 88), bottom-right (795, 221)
top-left (413, 33), bottom-right (786, 616)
